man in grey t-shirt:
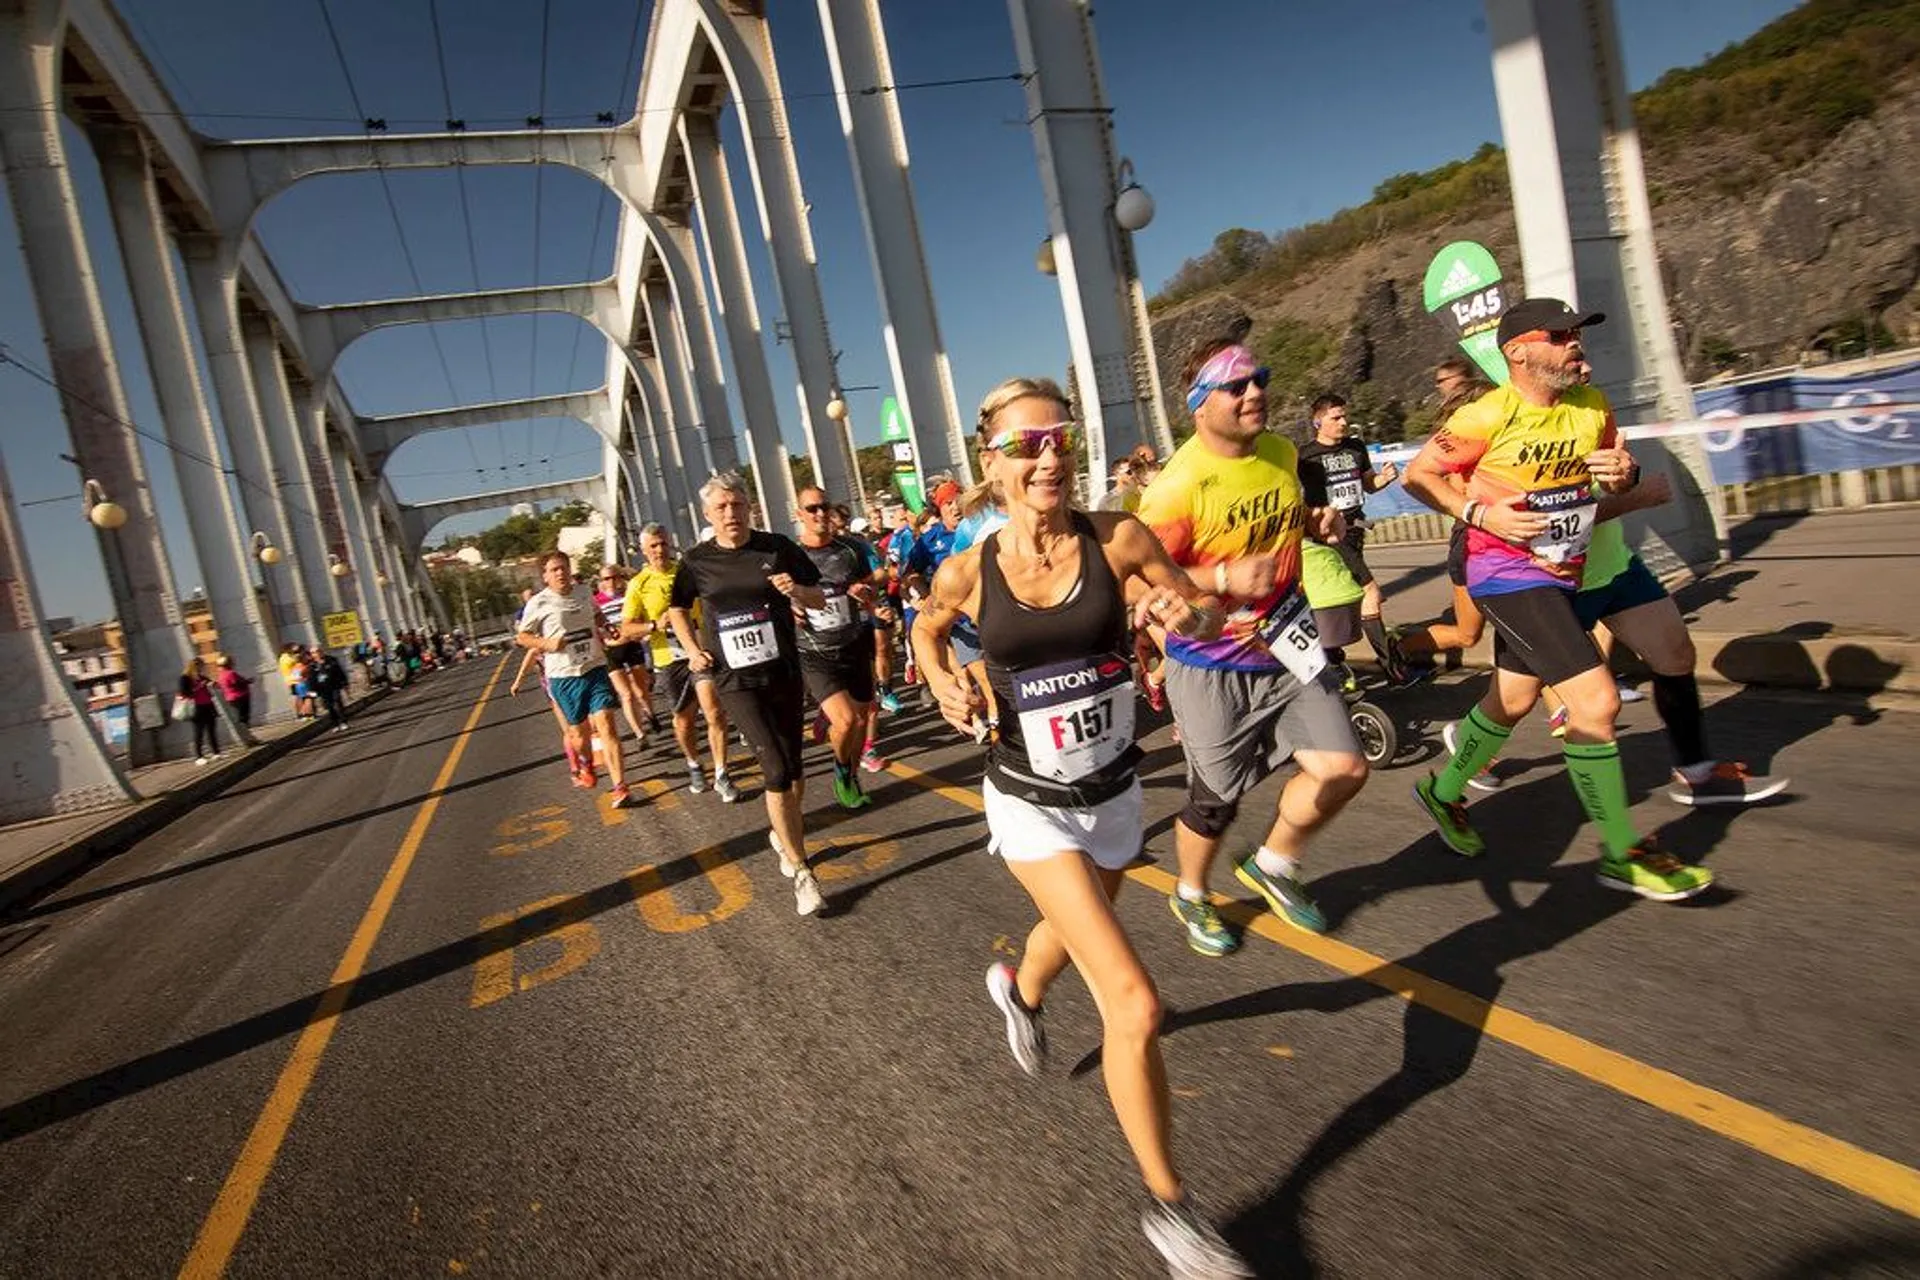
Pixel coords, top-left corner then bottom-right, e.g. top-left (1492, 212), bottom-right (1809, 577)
top-left (516, 550), bottom-right (635, 806)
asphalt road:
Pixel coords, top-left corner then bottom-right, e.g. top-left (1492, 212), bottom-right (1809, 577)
top-left (2, 657), bottom-right (1917, 1278)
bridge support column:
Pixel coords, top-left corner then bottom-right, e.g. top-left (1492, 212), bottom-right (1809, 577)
top-left (342, 475), bottom-right (394, 643)
top-left (361, 488), bottom-right (406, 636)
top-left (242, 318), bottom-right (338, 624)
top-left (653, 219), bottom-right (741, 479)
top-left (298, 389), bottom-right (357, 623)
top-left (0, 444), bottom-right (135, 818)
top-left (1008, 0), bottom-right (1169, 490)
top-left (0, 12), bottom-right (195, 766)
top-left (816, 0), bottom-right (968, 486)
top-left (183, 244), bottom-right (316, 653)
top-left (94, 124), bottom-right (273, 734)
top-left (623, 394), bottom-right (677, 540)
top-left (1486, 0), bottom-right (1726, 573)
top-left (679, 112), bottom-right (798, 529)
top-left (327, 442), bottom-right (379, 646)
top-left (641, 290), bottom-right (709, 532)
top-left (704, 6), bottom-right (858, 507)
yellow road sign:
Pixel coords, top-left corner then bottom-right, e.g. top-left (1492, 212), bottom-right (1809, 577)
top-left (321, 610), bottom-right (363, 648)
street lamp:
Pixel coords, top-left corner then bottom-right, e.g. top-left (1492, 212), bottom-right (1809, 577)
top-left (825, 382), bottom-right (882, 507)
top-left (1035, 235), bottom-right (1057, 277)
top-left (81, 478), bottom-right (127, 529)
top-left (250, 530), bottom-right (282, 564)
top-left (1114, 157), bottom-right (1155, 232)
top-left (327, 552), bottom-right (350, 579)
top-left (376, 572), bottom-right (391, 588)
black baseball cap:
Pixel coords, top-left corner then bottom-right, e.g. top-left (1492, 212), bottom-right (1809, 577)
top-left (1497, 297), bottom-right (1605, 348)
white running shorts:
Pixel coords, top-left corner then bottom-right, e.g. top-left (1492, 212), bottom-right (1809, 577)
top-left (981, 775), bottom-right (1143, 872)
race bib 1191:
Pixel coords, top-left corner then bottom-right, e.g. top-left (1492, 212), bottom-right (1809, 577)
top-left (716, 607), bottom-right (780, 668)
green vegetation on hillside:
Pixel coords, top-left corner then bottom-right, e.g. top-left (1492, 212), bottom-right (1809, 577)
top-left (1152, 0), bottom-right (1920, 309)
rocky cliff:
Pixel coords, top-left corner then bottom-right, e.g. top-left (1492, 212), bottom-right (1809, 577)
top-left (1147, 76), bottom-right (1920, 440)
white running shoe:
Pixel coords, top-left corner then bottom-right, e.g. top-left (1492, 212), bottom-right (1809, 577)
top-left (1616, 680), bottom-right (1646, 703)
top-left (714, 772), bottom-right (742, 804)
top-left (985, 962), bottom-right (1046, 1077)
top-left (1140, 1196), bottom-right (1252, 1279)
top-left (791, 866), bottom-right (824, 916)
top-left (771, 830), bottom-right (797, 879)
top-left (685, 761), bottom-right (707, 794)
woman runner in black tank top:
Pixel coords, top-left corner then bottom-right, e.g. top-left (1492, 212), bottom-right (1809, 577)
top-left (979, 513), bottom-right (1141, 808)
top-left (910, 377), bottom-right (1251, 1278)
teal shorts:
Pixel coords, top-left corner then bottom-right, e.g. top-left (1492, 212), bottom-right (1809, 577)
top-left (548, 667), bottom-right (619, 725)
top-left (1575, 556), bottom-right (1667, 631)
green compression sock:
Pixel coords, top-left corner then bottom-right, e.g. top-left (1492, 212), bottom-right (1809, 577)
top-left (1435, 706), bottom-right (1512, 803)
top-left (1564, 740), bottom-right (1641, 858)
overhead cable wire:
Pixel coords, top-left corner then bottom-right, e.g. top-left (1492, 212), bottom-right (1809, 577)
top-left (316, 0), bottom-right (473, 471)
top-left (0, 343), bottom-right (323, 526)
top-left (387, 444), bottom-right (602, 481)
top-left (10, 74), bottom-right (1035, 132)
top-left (429, 0), bottom-right (508, 476)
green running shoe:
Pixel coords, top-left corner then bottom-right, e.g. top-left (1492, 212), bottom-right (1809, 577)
top-left (832, 767), bottom-right (871, 811)
top-left (1597, 838), bottom-right (1713, 901)
top-left (1168, 894), bottom-right (1239, 956)
top-left (1414, 773), bottom-right (1485, 857)
top-left (1233, 856), bottom-right (1327, 934)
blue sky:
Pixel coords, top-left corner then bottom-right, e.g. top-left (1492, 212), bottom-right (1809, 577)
top-left (0, 0), bottom-right (1801, 622)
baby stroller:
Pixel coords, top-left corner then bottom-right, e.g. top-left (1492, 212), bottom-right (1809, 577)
top-left (1300, 540), bottom-right (1402, 767)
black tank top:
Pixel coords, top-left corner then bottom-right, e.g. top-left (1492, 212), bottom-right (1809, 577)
top-left (980, 512), bottom-right (1139, 807)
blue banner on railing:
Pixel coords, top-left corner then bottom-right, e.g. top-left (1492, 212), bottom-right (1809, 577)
top-left (1354, 356), bottom-right (1920, 522)
top-left (1691, 358), bottom-right (1920, 485)
top-left (1360, 442), bottom-right (1428, 521)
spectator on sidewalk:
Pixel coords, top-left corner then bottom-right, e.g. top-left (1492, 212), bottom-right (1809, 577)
top-left (308, 647), bottom-right (351, 732)
top-left (217, 655), bottom-right (253, 726)
top-left (179, 658), bottom-right (221, 764)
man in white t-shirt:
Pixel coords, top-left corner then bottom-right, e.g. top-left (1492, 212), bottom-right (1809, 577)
top-left (516, 550), bottom-right (636, 807)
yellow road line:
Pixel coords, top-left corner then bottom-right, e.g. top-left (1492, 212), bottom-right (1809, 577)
top-left (180, 656), bottom-right (510, 1278)
top-left (884, 759), bottom-right (1920, 1219)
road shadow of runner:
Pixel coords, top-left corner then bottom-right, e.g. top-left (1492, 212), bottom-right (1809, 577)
top-left (1758, 1228), bottom-right (1920, 1279)
top-left (1193, 860), bottom-right (1734, 1276)
top-left (1071, 750), bottom-right (1742, 1275)
top-left (4, 755), bottom-right (560, 924)
top-left (0, 803), bottom-right (930, 1143)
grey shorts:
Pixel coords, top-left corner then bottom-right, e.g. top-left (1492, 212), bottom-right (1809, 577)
top-left (1163, 659), bottom-right (1359, 805)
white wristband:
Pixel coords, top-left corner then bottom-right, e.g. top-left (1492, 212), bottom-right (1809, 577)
top-left (1214, 563), bottom-right (1230, 595)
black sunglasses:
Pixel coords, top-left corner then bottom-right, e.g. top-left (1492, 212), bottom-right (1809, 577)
top-left (800, 502), bottom-right (831, 514)
top-left (1215, 369), bottom-right (1271, 397)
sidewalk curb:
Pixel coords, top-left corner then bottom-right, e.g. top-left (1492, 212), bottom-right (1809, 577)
top-left (0, 687), bottom-right (393, 916)
top-left (1366, 630), bottom-right (1917, 696)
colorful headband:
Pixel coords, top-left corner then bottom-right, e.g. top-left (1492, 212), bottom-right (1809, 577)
top-left (1186, 345), bottom-right (1259, 412)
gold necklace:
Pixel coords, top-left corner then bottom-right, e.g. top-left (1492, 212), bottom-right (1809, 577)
top-left (1025, 528), bottom-right (1064, 569)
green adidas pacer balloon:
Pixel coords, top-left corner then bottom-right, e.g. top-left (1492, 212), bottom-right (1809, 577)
top-left (1423, 240), bottom-right (1510, 385)
top-left (880, 395), bottom-right (925, 513)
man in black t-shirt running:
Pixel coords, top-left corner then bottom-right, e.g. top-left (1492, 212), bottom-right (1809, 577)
top-left (667, 472), bottom-right (831, 917)
top-left (1296, 393), bottom-right (1411, 685)
top-left (794, 485), bottom-right (886, 811)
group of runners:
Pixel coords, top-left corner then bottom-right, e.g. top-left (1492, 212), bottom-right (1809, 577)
top-left (502, 297), bottom-right (1786, 1278)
